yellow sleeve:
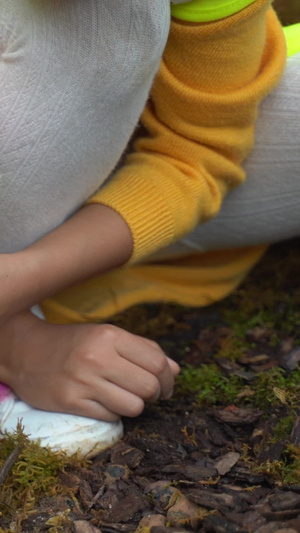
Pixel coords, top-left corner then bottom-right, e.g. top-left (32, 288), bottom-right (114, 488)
top-left (87, 0), bottom-right (286, 263)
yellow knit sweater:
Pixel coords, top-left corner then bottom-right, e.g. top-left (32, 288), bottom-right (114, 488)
top-left (88, 0), bottom-right (286, 263)
top-left (42, 0), bottom-right (287, 323)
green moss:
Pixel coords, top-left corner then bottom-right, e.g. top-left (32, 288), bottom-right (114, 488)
top-left (254, 444), bottom-right (300, 485)
top-left (215, 333), bottom-right (248, 362)
top-left (219, 247), bottom-right (300, 346)
top-left (282, 445), bottom-right (300, 484)
top-left (270, 414), bottom-right (297, 444)
top-left (224, 302), bottom-right (300, 344)
top-left (176, 364), bottom-right (245, 406)
top-left (253, 367), bottom-right (300, 409)
top-left (176, 363), bottom-right (300, 410)
top-left (0, 424), bottom-right (88, 518)
top-left (44, 510), bottom-right (72, 533)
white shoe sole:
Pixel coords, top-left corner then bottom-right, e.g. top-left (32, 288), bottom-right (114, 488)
top-left (0, 396), bottom-right (123, 457)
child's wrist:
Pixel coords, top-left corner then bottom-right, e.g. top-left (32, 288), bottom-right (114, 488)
top-left (1, 204), bottom-right (134, 319)
top-left (0, 251), bottom-right (41, 320)
top-left (0, 310), bottom-right (39, 387)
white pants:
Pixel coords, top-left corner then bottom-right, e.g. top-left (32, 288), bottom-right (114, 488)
top-left (0, 0), bottom-right (169, 253)
top-left (0, 0), bottom-right (299, 258)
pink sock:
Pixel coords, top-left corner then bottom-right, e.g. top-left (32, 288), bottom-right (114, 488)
top-left (0, 383), bottom-right (12, 401)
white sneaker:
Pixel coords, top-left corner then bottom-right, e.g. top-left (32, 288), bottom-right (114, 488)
top-left (0, 392), bottom-right (123, 458)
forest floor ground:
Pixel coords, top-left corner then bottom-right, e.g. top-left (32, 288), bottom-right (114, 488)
top-left (0, 1), bottom-right (299, 531)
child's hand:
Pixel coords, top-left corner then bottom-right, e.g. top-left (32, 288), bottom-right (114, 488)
top-left (2, 312), bottom-right (180, 421)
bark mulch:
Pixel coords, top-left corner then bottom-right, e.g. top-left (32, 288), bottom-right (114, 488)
top-left (1, 239), bottom-right (300, 533)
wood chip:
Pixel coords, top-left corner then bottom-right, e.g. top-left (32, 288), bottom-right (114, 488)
top-left (73, 521), bottom-right (102, 533)
top-left (104, 464), bottom-right (130, 485)
top-left (58, 472), bottom-right (81, 494)
top-left (138, 514), bottom-right (166, 529)
top-left (150, 526), bottom-right (186, 533)
top-left (215, 358), bottom-right (241, 374)
top-left (239, 354), bottom-right (270, 365)
top-left (187, 489), bottom-right (239, 512)
top-left (256, 524), bottom-right (297, 533)
top-left (167, 494), bottom-right (203, 530)
top-left (0, 445), bottom-right (22, 485)
top-left (262, 509), bottom-right (300, 521)
top-left (110, 442), bottom-right (145, 469)
top-left (101, 493), bottom-right (148, 523)
top-left (246, 327), bottom-right (271, 342)
top-left (251, 360), bottom-right (278, 373)
top-left (179, 464), bottom-right (218, 481)
top-left (227, 465), bottom-right (264, 484)
top-left (79, 480), bottom-right (94, 509)
top-left (268, 490), bottom-right (300, 511)
top-left (290, 417), bottom-right (300, 447)
top-left (145, 480), bottom-right (178, 508)
top-left (214, 452), bottom-right (240, 476)
top-left (258, 442), bottom-right (286, 464)
top-left (202, 514), bottom-right (242, 533)
top-left (211, 407), bottom-right (262, 425)
top-left (280, 347), bottom-right (300, 371)
top-left (99, 522), bottom-right (133, 532)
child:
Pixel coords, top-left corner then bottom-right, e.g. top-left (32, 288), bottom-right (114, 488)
top-left (0, 0), bottom-right (299, 456)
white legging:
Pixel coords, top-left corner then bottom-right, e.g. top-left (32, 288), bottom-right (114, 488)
top-left (0, 0), bottom-right (299, 258)
top-left (152, 51), bottom-right (300, 260)
top-left (0, 0), bottom-right (169, 253)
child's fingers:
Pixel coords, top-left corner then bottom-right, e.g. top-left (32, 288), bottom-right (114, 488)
top-left (62, 397), bottom-right (121, 423)
top-left (167, 356), bottom-right (181, 376)
top-left (113, 330), bottom-right (175, 400)
top-left (90, 379), bottom-right (146, 419)
top-left (142, 337), bottom-right (181, 376)
top-left (93, 357), bottom-right (162, 404)
top-left (66, 384), bottom-right (145, 422)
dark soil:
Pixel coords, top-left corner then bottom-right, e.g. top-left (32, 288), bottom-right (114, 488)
top-left (0, 3), bottom-right (299, 532)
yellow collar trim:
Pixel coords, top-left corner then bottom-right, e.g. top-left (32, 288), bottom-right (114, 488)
top-left (171, 0), bottom-right (257, 22)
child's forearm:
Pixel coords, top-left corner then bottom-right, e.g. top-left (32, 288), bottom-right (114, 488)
top-left (0, 253), bottom-right (36, 320)
top-left (1, 204), bottom-right (133, 320)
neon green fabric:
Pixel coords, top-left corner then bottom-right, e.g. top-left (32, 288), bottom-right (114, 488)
top-left (171, 0), bottom-right (256, 22)
top-left (283, 24), bottom-right (300, 57)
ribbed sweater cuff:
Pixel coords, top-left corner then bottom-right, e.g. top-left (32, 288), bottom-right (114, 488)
top-left (87, 171), bottom-right (177, 264)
